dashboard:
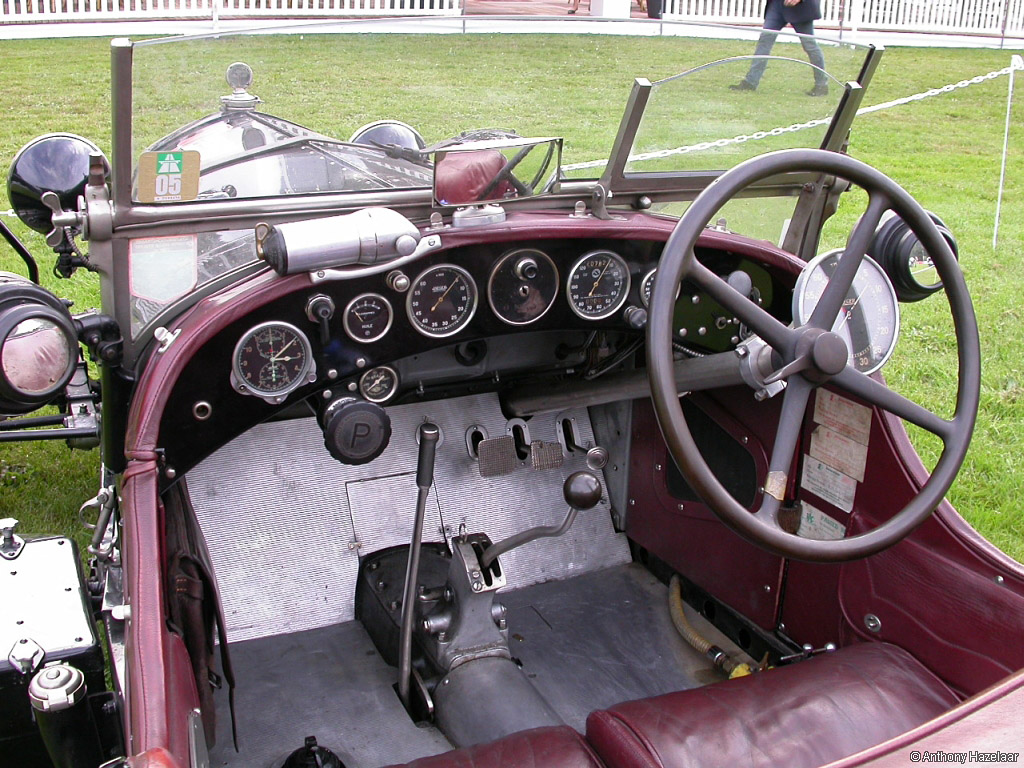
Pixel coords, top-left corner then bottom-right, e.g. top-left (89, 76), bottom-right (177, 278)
top-left (155, 227), bottom-right (793, 478)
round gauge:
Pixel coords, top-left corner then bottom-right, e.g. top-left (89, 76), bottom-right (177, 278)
top-left (488, 248), bottom-right (559, 326)
top-left (407, 264), bottom-right (478, 338)
top-left (639, 268), bottom-right (681, 308)
top-left (566, 250), bottom-right (631, 320)
top-left (231, 321), bottom-right (316, 402)
top-left (344, 293), bottom-right (393, 343)
top-left (359, 365), bottom-right (399, 403)
top-left (793, 250), bottom-right (900, 374)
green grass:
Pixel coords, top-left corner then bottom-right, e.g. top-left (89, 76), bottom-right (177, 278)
top-left (0, 33), bottom-right (1022, 560)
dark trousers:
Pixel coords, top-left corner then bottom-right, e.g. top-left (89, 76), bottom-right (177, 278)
top-left (745, 2), bottom-right (827, 88)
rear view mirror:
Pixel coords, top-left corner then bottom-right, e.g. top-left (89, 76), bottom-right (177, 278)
top-left (869, 210), bottom-right (958, 303)
top-left (433, 137), bottom-right (562, 207)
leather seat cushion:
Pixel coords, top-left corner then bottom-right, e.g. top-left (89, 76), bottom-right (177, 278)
top-left (586, 642), bottom-right (959, 768)
top-left (386, 725), bottom-right (605, 768)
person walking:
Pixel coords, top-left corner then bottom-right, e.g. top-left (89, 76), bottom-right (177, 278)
top-left (730, 0), bottom-right (829, 96)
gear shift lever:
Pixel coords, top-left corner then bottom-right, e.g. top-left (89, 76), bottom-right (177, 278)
top-left (398, 422), bottom-right (439, 710)
top-left (479, 471), bottom-right (602, 570)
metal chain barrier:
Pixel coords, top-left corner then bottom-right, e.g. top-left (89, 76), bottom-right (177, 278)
top-left (563, 59), bottom-right (1024, 173)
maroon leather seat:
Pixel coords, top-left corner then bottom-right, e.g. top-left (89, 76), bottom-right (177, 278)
top-left (386, 725), bottom-right (604, 768)
top-left (585, 642), bottom-right (959, 768)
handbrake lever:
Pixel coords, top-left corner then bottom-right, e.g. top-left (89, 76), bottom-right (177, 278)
top-left (398, 422), bottom-right (439, 711)
top-left (479, 471), bottom-right (602, 570)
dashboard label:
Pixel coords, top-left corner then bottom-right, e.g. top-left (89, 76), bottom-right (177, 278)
top-left (813, 390), bottom-right (872, 446)
top-left (798, 501), bottom-right (847, 540)
top-left (809, 425), bottom-right (868, 483)
top-left (801, 456), bottom-right (856, 513)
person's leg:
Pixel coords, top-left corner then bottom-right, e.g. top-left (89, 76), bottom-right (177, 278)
top-left (793, 19), bottom-right (827, 88)
top-left (742, 2), bottom-right (786, 88)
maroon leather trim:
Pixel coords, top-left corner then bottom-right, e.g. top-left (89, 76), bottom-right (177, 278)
top-left (384, 725), bottom-right (604, 768)
top-left (434, 150), bottom-right (512, 205)
top-left (122, 461), bottom-right (200, 763)
top-left (827, 669), bottom-right (1024, 765)
top-left (586, 642), bottom-right (959, 768)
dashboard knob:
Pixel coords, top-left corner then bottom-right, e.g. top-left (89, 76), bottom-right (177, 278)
top-left (321, 397), bottom-right (392, 465)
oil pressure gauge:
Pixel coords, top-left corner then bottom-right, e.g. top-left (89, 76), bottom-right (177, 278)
top-left (344, 293), bottom-right (393, 343)
top-left (359, 365), bottom-right (399, 403)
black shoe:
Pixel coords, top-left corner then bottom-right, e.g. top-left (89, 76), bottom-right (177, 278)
top-left (729, 80), bottom-right (756, 92)
top-left (807, 83), bottom-right (828, 97)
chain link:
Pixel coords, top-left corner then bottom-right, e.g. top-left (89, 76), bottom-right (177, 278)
top-left (563, 62), bottom-right (1021, 173)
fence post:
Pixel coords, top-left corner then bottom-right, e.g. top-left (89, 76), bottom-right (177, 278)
top-left (994, 54), bottom-right (1022, 248)
top-left (847, 0), bottom-right (860, 34)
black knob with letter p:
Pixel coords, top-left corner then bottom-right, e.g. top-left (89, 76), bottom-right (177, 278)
top-left (321, 397), bottom-right (392, 465)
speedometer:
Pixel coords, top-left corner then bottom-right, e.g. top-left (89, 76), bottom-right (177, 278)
top-left (407, 264), bottom-right (478, 338)
top-left (566, 250), bottom-right (630, 320)
top-left (793, 250), bottom-right (900, 374)
top-left (230, 321), bottom-right (316, 404)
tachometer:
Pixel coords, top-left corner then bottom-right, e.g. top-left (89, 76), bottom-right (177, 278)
top-left (407, 264), bottom-right (478, 338)
top-left (566, 250), bottom-right (630, 320)
top-left (488, 248), bottom-right (559, 326)
top-left (231, 321), bottom-right (316, 403)
top-left (793, 250), bottom-right (900, 374)
top-left (344, 293), bottom-right (393, 343)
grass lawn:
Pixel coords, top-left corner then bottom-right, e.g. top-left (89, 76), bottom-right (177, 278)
top-left (0, 31), bottom-right (1021, 560)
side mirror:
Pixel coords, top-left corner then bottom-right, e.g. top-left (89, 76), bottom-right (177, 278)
top-left (0, 273), bottom-right (78, 415)
top-left (869, 210), bottom-right (958, 303)
top-left (7, 133), bottom-right (108, 235)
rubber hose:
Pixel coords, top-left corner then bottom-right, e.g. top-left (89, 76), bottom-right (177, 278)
top-left (668, 575), bottom-right (713, 655)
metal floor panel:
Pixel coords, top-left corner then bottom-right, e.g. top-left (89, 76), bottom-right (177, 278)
top-left (209, 620), bottom-right (453, 768)
top-left (189, 393), bottom-right (630, 642)
top-left (210, 564), bottom-right (725, 768)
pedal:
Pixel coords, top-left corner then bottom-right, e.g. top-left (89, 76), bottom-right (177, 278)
top-left (477, 435), bottom-right (519, 477)
top-left (530, 440), bottom-right (564, 470)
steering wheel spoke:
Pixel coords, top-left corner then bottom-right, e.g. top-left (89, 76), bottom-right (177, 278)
top-left (755, 376), bottom-right (814, 523)
top-left (833, 367), bottom-right (954, 441)
top-left (689, 260), bottom-right (795, 352)
top-left (808, 192), bottom-right (891, 330)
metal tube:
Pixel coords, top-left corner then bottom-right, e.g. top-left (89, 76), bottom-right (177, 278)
top-left (398, 423), bottom-right (439, 711)
top-left (480, 507), bottom-right (578, 570)
top-left (503, 351), bottom-right (744, 417)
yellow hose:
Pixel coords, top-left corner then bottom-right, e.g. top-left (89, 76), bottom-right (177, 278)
top-left (668, 575), bottom-right (752, 678)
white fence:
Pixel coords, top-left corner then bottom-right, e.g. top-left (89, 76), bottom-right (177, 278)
top-left (0, 0), bottom-right (461, 22)
top-left (665, 0), bottom-right (1024, 37)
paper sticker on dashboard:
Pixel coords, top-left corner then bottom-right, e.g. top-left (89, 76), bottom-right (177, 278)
top-left (801, 456), bottom-right (856, 513)
top-left (809, 425), bottom-right (867, 482)
top-left (813, 389), bottom-right (871, 446)
top-left (136, 150), bottom-right (201, 203)
top-left (798, 502), bottom-right (847, 540)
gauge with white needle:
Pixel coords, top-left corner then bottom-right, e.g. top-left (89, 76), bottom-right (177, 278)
top-left (793, 249), bottom-right (900, 374)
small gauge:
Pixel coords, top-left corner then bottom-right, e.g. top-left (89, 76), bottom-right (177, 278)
top-left (407, 264), bottom-right (478, 338)
top-left (344, 293), bottom-right (393, 343)
top-left (488, 248), bottom-right (559, 326)
top-left (566, 250), bottom-right (631, 320)
top-left (640, 268), bottom-right (681, 308)
top-left (231, 321), bottom-right (316, 403)
top-left (359, 365), bottom-right (399, 403)
top-left (793, 249), bottom-right (900, 374)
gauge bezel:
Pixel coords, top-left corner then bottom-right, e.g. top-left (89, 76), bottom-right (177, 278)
top-left (406, 264), bottom-right (479, 338)
top-left (487, 248), bottom-right (560, 326)
top-left (792, 249), bottom-right (900, 375)
top-left (230, 320), bottom-right (316, 404)
top-left (343, 292), bottom-right (394, 344)
top-left (639, 268), bottom-right (681, 308)
top-left (566, 250), bottom-right (631, 321)
top-left (359, 365), bottom-right (399, 403)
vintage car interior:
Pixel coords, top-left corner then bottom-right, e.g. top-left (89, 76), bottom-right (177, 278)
top-left (1, 20), bottom-right (1022, 768)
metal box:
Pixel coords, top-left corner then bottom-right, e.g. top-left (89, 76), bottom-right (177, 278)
top-left (1, 535), bottom-right (105, 767)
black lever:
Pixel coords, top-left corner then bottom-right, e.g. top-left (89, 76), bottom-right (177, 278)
top-left (398, 422), bottom-right (440, 710)
top-left (479, 471), bottom-right (601, 570)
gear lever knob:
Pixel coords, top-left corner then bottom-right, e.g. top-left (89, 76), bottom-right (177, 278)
top-left (563, 471), bottom-right (602, 511)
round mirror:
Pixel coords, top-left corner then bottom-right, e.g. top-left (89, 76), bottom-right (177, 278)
top-left (869, 210), bottom-right (957, 303)
top-left (1, 318), bottom-right (74, 396)
top-left (7, 133), bottom-right (108, 234)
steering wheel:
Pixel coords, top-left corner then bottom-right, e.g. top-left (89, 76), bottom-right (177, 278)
top-left (479, 145), bottom-right (536, 200)
top-left (646, 149), bottom-right (980, 562)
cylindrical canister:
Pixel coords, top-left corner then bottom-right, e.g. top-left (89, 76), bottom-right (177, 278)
top-left (28, 663), bottom-right (103, 768)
